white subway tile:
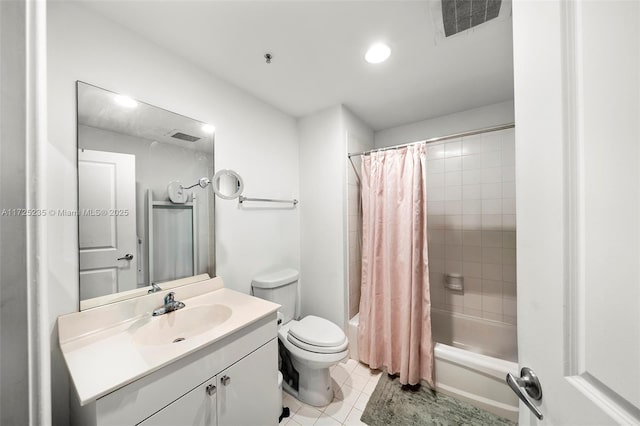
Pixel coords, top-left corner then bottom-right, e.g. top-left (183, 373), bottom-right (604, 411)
top-left (463, 169), bottom-right (482, 185)
top-left (445, 185), bottom-right (462, 201)
top-left (482, 230), bottom-right (503, 248)
top-left (463, 245), bottom-right (482, 262)
top-left (462, 154), bottom-right (481, 170)
top-left (428, 186), bottom-right (445, 202)
top-left (481, 150), bottom-right (502, 168)
top-left (502, 166), bottom-right (516, 182)
top-left (462, 214), bottom-right (482, 230)
top-left (503, 214), bottom-right (517, 230)
top-left (502, 198), bottom-right (516, 215)
top-left (427, 159), bottom-right (445, 174)
top-left (481, 167), bottom-right (502, 183)
top-left (503, 231), bottom-right (516, 249)
top-left (445, 140), bottom-right (462, 158)
top-left (482, 214), bottom-right (502, 230)
top-left (502, 182), bottom-right (516, 198)
top-left (463, 199), bottom-right (482, 215)
top-left (428, 229), bottom-right (445, 244)
top-left (445, 171), bottom-right (462, 186)
top-left (482, 134), bottom-right (502, 152)
top-left (482, 247), bottom-right (503, 264)
top-left (429, 258), bottom-right (445, 273)
top-left (428, 215), bottom-right (446, 229)
top-left (482, 264), bottom-right (503, 280)
top-left (463, 184), bottom-right (482, 200)
top-left (462, 135), bottom-right (482, 155)
top-left (445, 245), bottom-right (463, 261)
top-left (503, 264), bottom-right (517, 283)
top-left (502, 145), bottom-right (516, 166)
top-left (427, 172), bottom-right (444, 188)
top-left (427, 143), bottom-right (446, 159)
top-left (464, 291), bottom-right (482, 310)
top-left (445, 157), bottom-right (462, 172)
top-left (463, 262), bottom-right (483, 278)
top-left (481, 183), bottom-right (502, 199)
top-left (444, 214), bottom-right (462, 229)
top-left (462, 230), bottom-right (482, 246)
top-left (482, 199), bottom-right (502, 215)
top-left (445, 291), bottom-right (465, 307)
top-left (427, 201), bottom-right (445, 215)
top-left (502, 248), bottom-right (516, 265)
top-left (445, 229), bottom-right (463, 246)
top-left (445, 260), bottom-right (463, 274)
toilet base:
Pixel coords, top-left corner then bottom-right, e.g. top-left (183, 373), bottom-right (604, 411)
top-left (288, 358), bottom-right (334, 407)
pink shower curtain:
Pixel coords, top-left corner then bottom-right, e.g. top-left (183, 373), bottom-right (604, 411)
top-left (357, 144), bottom-right (434, 387)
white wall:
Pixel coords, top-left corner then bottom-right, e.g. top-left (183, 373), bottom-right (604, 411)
top-left (374, 100), bottom-right (514, 148)
top-left (0, 1), bottom-right (29, 424)
top-left (47, 3), bottom-right (299, 424)
top-left (298, 105), bottom-right (372, 329)
top-left (298, 106), bottom-right (345, 327)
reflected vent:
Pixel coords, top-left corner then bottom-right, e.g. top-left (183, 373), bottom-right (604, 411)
top-left (441, 0), bottom-right (502, 37)
top-left (170, 131), bottom-right (200, 142)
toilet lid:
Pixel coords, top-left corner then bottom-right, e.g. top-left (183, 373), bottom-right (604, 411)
top-left (287, 333), bottom-right (349, 354)
top-left (288, 315), bottom-right (347, 348)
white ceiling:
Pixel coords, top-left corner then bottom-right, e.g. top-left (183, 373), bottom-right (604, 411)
top-left (79, 1), bottom-right (514, 131)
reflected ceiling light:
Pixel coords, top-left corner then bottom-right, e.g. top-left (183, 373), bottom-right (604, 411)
top-left (365, 43), bottom-right (391, 64)
top-left (114, 95), bottom-right (138, 108)
top-left (202, 124), bottom-right (215, 134)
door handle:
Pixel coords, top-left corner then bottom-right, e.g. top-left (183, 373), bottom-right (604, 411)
top-left (506, 367), bottom-right (543, 420)
top-left (117, 253), bottom-right (134, 261)
top-left (205, 384), bottom-right (216, 396)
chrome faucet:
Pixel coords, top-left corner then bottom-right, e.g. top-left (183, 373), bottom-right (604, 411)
top-left (148, 282), bottom-right (162, 294)
top-left (152, 292), bottom-right (185, 316)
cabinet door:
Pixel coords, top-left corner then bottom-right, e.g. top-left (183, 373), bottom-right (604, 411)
top-left (138, 376), bottom-right (218, 426)
top-left (217, 339), bottom-right (279, 426)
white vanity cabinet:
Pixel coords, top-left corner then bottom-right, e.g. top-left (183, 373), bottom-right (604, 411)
top-left (70, 313), bottom-right (279, 426)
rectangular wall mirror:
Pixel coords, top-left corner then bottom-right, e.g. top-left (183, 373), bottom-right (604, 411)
top-left (76, 81), bottom-right (215, 310)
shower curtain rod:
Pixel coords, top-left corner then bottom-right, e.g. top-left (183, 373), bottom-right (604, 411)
top-left (347, 123), bottom-right (515, 158)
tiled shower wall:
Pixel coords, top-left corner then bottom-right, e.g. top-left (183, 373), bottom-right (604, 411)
top-left (347, 136), bottom-right (370, 320)
top-left (426, 128), bottom-right (516, 324)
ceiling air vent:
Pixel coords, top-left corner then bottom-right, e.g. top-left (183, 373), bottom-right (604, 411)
top-left (169, 131), bottom-right (200, 142)
top-left (441, 0), bottom-right (502, 37)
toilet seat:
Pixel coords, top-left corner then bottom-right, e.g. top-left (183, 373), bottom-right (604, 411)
top-left (288, 315), bottom-right (347, 347)
top-left (278, 321), bottom-right (349, 365)
top-left (287, 333), bottom-right (349, 354)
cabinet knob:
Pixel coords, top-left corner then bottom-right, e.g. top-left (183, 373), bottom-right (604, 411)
top-left (206, 384), bottom-right (216, 396)
top-left (221, 375), bottom-right (231, 386)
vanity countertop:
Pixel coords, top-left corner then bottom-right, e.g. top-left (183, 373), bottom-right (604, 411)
top-left (58, 278), bottom-right (279, 405)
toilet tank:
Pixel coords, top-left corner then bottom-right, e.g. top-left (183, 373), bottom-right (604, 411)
top-left (251, 269), bottom-right (298, 324)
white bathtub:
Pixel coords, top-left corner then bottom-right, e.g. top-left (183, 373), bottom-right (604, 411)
top-left (348, 312), bottom-right (519, 422)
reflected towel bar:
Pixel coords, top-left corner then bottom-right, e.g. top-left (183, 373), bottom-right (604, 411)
top-left (238, 196), bottom-right (299, 206)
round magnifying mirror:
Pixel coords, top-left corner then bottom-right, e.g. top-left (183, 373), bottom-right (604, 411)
top-left (212, 169), bottom-right (244, 200)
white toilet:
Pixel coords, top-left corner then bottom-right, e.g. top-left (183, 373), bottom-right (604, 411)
top-left (251, 269), bottom-right (349, 407)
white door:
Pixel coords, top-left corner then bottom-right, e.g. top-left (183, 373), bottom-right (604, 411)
top-left (513, 1), bottom-right (639, 424)
top-left (78, 149), bottom-right (137, 300)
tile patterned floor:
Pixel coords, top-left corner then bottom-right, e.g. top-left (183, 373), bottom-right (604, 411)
top-left (280, 359), bottom-right (382, 426)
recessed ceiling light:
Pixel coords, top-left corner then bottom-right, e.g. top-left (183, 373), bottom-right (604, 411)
top-left (202, 124), bottom-right (215, 134)
top-left (114, 95), bottom-right (138, 108)
top-left (365, 43), bottom-right (391, 64)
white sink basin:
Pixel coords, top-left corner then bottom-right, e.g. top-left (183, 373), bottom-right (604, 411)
top-left (133, 304), bottom-right (232, 346)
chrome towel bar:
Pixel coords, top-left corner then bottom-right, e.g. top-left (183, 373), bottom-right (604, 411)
top-left (238, 196), bottom-right (298, 206)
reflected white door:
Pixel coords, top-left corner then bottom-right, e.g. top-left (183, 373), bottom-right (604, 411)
top-left (514, 1), bottom-right (640, 424)
top-left (78, 149), bottom-right (137, 300)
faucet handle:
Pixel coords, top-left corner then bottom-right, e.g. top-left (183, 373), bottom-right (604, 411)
top-left (164, 292), bottom-right (175, 304)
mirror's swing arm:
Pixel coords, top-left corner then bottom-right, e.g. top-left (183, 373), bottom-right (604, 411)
top-left (238, 196), bottom-right (298, 206)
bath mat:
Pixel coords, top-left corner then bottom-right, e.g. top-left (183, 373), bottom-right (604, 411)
top-left (361, 373), bottom-right (516, 426)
